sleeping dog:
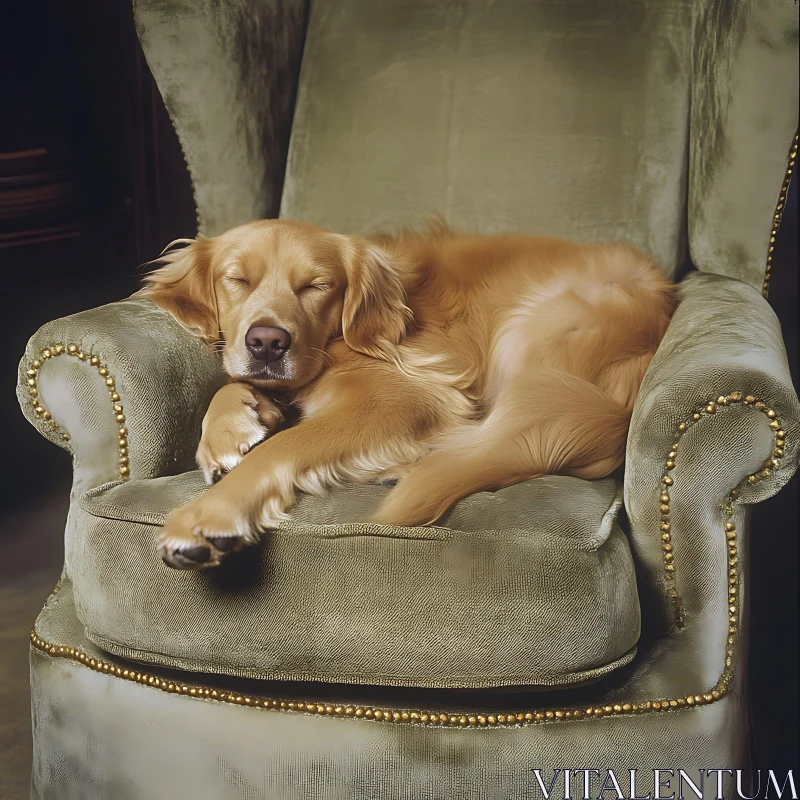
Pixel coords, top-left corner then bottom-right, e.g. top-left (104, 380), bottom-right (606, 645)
top-left (142, 219), bottom-right (674, 569)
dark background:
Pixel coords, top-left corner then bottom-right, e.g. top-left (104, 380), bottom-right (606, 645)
top-left (0, 0), bottom-right (797, 776)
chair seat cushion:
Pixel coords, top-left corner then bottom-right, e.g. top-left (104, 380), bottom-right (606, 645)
top-left (67, 472), bottom-right (640, 689)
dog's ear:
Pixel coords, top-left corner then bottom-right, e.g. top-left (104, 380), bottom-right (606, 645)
top-left (139, 238), bottom-right (219, 343)
top-left (338, 237), bottom-right (412, 361)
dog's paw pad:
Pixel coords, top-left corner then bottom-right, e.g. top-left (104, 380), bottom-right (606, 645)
top-left (162, 543), bottom-right (213, 569)
top-left (181, 544), bottom-right (211, 563)
top-left (207, 536), bottom-right (243, 553)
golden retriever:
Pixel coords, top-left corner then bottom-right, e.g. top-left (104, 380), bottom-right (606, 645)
top-left (141, 219), bottom-right (674, 569)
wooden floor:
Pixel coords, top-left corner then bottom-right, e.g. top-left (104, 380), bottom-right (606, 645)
top-left (0, 490), bottom-right (68, 800)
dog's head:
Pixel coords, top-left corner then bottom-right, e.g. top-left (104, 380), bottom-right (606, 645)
top-left (141, 220), bottom-right (411, 391)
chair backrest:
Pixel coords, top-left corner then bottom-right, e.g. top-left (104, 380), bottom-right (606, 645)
top-left (137, 0), bottom-right (798, 289)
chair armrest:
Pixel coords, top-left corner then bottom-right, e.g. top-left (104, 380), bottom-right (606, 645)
top-left (17, 296), bottom-right (226, 492)
top-left (625, 271), bottom-right (800, 632)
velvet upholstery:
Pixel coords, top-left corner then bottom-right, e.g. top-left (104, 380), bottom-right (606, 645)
top-left (689, 0), bottom-right (798, 289)
top-left (134, 0), bottom-right (308, 235)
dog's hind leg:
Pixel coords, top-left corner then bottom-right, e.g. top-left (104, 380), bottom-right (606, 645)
top-left (371, 367), bottom-right (632, 527)
top-left (370, 432), bottom-right (539, 526)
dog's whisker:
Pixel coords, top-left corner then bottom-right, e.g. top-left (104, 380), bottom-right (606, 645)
top-left (309, 346), bottom-right (335, 366)
top-left (296, 354), bottom-right (327, 372)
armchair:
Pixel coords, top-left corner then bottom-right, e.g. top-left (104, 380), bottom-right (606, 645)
top-left (18, 1), bottom-right (799, 797)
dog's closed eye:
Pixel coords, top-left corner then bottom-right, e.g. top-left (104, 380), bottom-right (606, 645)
top-left (299, 283), bottom-right (332, 293)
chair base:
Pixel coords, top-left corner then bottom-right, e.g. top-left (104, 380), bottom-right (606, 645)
top-left (30, 580), bottom-right (747, 800)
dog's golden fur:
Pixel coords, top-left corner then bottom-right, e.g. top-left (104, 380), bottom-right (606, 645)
top-left (142, 219), bottom-right (674, 569)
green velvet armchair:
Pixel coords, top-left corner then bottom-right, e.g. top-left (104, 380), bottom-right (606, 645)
top-left (18, 1), bottom-right (799, 797)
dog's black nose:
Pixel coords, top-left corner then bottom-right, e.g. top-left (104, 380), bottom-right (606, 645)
top-left (245, 326), bottom-right (291, 363)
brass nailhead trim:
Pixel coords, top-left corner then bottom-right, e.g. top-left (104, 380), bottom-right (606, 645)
top-left (29, 389), bottom-right (782, 726)
top-left (660, 392), bottom-right (784, 629)
top-left (25, 344), bottom-right (129, 482)
top-left (763, 131), bottom-right (797, 298)
top-left (30, 616), bottom-right (733, 726)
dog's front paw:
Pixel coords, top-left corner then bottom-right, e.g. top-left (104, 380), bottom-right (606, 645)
top-left (197, 385), bottom-right (284, 485)
top-left (196, 409), bottom-right (267, 486)
top-left (157, 498), bottom-right (255, 570)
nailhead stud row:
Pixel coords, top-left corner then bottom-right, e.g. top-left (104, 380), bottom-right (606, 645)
top-left (26, 344), bottom-right (129, 481)
top-left (763, 132), bottom-right (797, 298)
top-left (28, 626), bottom-right (729, 726)
top-left (659, 392), bottom-right (784, 628)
